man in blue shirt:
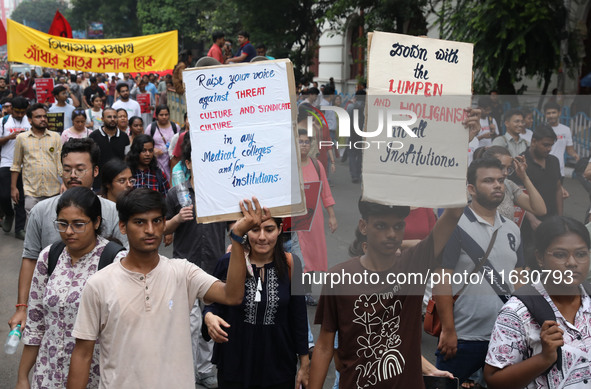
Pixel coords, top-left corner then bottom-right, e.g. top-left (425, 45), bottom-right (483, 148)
top-left (226, 31), bottom-right (256, 63)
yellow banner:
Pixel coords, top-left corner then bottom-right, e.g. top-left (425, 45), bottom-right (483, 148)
top-left (7, 19), bottom-right (178, 73)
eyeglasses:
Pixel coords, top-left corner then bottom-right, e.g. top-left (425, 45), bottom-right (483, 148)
top-left (502, 166), bottom-right (515, 176)
top-left (73, 109), bottom-right (85, 114)
top-left (546, 249), bottom-right (590, 263)
top-left (62, 168), bottom-right (88, 178)
top-left (299, 140), bottom-right (311, 145)
top-left (115, 178), bottom-right (136, 185)
top-left (54, 220), bottom-right (91, 233)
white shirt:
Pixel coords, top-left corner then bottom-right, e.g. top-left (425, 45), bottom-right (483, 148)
top-left (550, 123), bottom-right (573, 176)
top-left (0, 115), bottom-right (30, 168)
top-left (478, 117), bottom-right (498, 147)
top-left (111, 99), bottom-right (141, 120)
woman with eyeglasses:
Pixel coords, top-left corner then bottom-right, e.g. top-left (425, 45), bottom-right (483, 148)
top-left (480, 146), bottom-right (547, 221)
top-left (60, 110), bottom-right (91, 144)
top-left (16, 187), bottom-right (121, 388)
top-left (484, 216), bottom-right (591, 389)
top-left (100, 158), bottom-right (135, 203)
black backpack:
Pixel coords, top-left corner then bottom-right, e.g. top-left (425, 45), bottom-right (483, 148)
top-left (512, 281), bottom-right (591, 376)
top-left (47, 240), bottom-right (126, 277)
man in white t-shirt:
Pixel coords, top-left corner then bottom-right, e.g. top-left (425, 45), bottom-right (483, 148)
top-left (47, 85), bottom-right (76, 131)
top-left (111, 83), bottom-right (141, 119)
top-left (545, 101), bottom-right (579, 176)
top-left (68, 189), bottom-right (264, 389)
top-left (476, 96), bottom-right (498, 148)
top-left (0, 97), bottom-right (29, 238)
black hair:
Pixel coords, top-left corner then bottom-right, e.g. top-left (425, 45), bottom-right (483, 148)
top-left (478, 95), bottom-right (493, 109)
top-left (544, 101), bottom-right (561, 113)
top-left (245, 218), bottom-right (289, 280)
top-left (238, 30), bottom-right (250, 39)
top-left (117, 187), bottom-right (166, 223)
top-left (102, 107), bottom-right (116, 117)
top-left (472, 146), bottom-right (488, 161)
top-left (126, 134), bottom-right (159, 173)
top-left (181, 131), bottom-right (192, 162)
top-left (155, 104), bottom-right (169, 116)
top-left (482, 145), bottom-right (511, 159)
top-left (56, 186), bottom-right (103, 235)
top-left (52, 85), bottom-right (67, 96)
top-left (297, 128), bottom-right (312, 139)
top-left (70, 74), bottom-right (77, 83)
top-left (12, 97), bottom-right (28, 110)
top-left (349, 199), bottom-right (411, 257)
top-left (308, 87), bottom-right (320, 95)
top-left (116, 83), bottom-right (129, 93)
top-left (467, 157), bottom-right (503, 186)
top-left (503, 108), bottom-right (523, 123)
top-left (90, 93), bottom-right (102, 104)
top-left (101, 158), bottom-right (129, 196)
top-left (535, 216), bottom-right (590, 258)
top-left (212, 31), bottom-right (225, 42)
top-left (532, 123), bottom-right (557, 141)
top-left (89, 76), bottom-right (97, 84)
top-left (26, 103), bottom-right (46, 119)
top-left (71, 108), bottom-right (87, 121)
top-left (61, 138), bottom-right (101, 168)
top-left (255, 43), bottom-right (266, 50)
top-left (128, 116), bottom-right (143, 129)
top-left (116, 108), bottom-right (128, 117)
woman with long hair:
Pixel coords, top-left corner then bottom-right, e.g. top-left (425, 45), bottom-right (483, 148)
top-left (16, 187), bottom-right (123, 388)
top-left (100, 158), bottom-right (134, 203)
top-left (126, 134), bottom-right (169, 196)
top-left (144, 104), bottom-right (176, 180)
top-left (204, 217), bottom-right (309, 389)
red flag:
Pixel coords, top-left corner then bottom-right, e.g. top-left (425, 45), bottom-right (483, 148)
top-left (48, 11), bottom-right (72, 38)
top-left (0, 20), bottom-right (6, 46)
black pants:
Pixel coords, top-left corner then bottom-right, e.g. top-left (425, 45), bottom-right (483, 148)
top-left (0, 167), bottom-right (26, 232)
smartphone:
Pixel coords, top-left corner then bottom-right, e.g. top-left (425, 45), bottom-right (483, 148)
top-left (423, 375), bottom-right (459, 389)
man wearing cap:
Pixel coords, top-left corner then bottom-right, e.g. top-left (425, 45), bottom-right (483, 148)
top-left (48, 85), bottom-right (76, 131)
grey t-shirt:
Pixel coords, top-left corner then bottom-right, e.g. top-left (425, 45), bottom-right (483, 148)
top-left (497, 179), bottom-right (524, 221)
top-left (48, 103), bottom-right (76, 130)
top-left (23, 195), bottom-right (127, 260)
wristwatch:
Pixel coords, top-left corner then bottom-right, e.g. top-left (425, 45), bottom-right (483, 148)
top-left (228, 229), bottom-right (247, 244)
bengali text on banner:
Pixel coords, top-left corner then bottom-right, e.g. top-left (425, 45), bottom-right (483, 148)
top-left (7, 19), bottom-right (177, 73)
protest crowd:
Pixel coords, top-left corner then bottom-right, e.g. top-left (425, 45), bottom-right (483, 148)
top-left (1, 28), bottom-right (590, 389)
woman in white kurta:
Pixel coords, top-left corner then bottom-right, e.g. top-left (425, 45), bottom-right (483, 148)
top-left (15, 187), bottom-right (119, 388)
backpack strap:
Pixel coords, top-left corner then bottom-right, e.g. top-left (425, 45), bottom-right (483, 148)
top-left (150, 121), bottom-right (157, 137)
top-left (97, 241), bottom-right (126, 270)
top-left (310, 157), bottom-right (321, 180)
top-left (171, 122), bottom-right (178, 134)
top-left (512, 284), bottom-right (562, 373)
top-left (47, 241), bottom-right (67, 277)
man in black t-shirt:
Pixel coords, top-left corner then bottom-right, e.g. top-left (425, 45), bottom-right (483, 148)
top-left (83, 76), bottom-right (106, 108)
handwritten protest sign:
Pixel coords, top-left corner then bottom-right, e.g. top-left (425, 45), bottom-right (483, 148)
top-left (7, 19), bottom-right (177, 73)
top-left (361, 32), bottom-right (474, 207)
top-left (36, 78), bottom-right (54, 104)
top-left (184, 59), bottom-right (305, 222)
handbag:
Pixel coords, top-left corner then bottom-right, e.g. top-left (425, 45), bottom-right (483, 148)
top-left (424, 229), bottom-right (498, 336)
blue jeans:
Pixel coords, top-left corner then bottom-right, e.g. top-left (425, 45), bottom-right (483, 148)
top-left (435, 340), bottom-right (489, 384)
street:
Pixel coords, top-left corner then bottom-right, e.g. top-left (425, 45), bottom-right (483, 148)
top-left (0, 162), bottom-right (588, 388)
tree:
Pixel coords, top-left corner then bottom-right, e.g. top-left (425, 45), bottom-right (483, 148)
top-left (10, 0), bottom-right (69, 33)
top-left (434, 0), bottom-right (582, 94)
top-left (69, 0), bottom-right (140, 38)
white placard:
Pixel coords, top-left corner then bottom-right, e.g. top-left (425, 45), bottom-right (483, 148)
top-left (184, 59), bottom-right (304, 222)
top-left (362, 32), bottom-right (474, 207)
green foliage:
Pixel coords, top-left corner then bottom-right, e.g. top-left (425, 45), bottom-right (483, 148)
top-left (69, 0), bottom-right (140, 37)
top-left (137, 0), bottom-right (202, 44)
top-left (320, 0), bottom-right (428, 35)
top-left (11, 0), bottom-right (69, 33)
top-left (435, 0), bottom-right (582, 94)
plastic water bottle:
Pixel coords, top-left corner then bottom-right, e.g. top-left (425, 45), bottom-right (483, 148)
top-left (173, 170), bottom-right (192, 207)
top-left (4, 324), bottom-right (21, 355)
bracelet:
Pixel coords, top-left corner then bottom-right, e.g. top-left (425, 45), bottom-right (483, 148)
top-left (15, 304), bottom-right (27, 308)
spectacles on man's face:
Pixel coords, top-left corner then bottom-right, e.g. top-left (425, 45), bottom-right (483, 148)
top-left (54, 220), bottom-right (91, 233)
top-left (115, 178), bottom-right (136, 185)
top-left (62, 168), bottom-right (88, 178)
top-left (546, 249), bottom-right (590, 264)
top-left (502, 166), bottom-right (514, 176)
top-left (298, 140), bottom-right (311, 145)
